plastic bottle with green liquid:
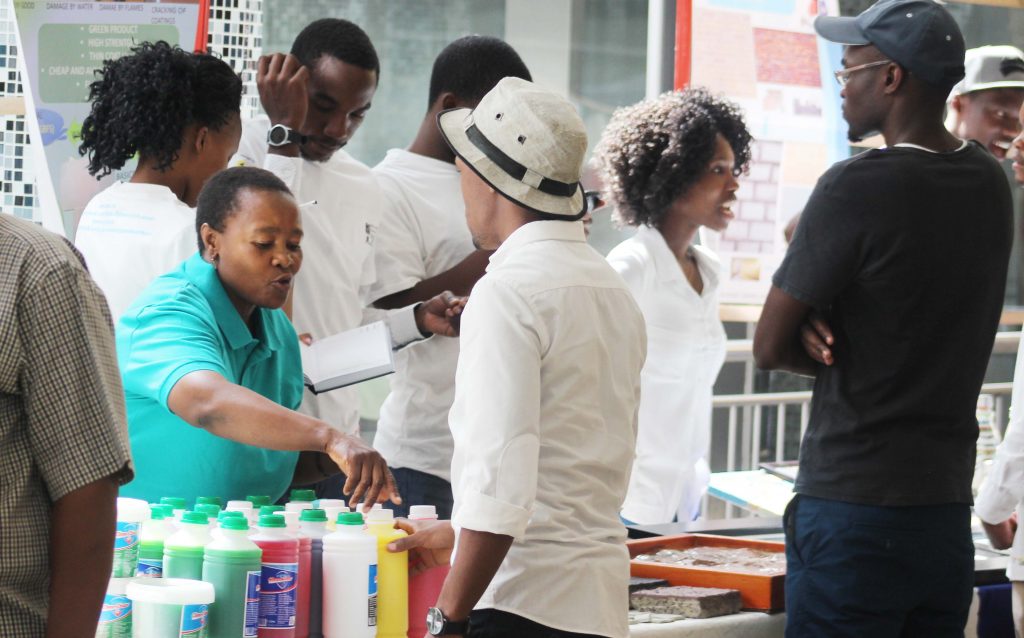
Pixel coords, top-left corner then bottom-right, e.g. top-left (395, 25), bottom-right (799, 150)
top-left (164, 511), bottom-right (212, 580)
top-left (203, 516), bottom-right (263, 638)
top-left (136, 504), bottom-right (174, 577)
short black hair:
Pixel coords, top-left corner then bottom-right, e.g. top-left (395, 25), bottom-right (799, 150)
top-left (427, 35), bottom-right (531, 107)
top-left (79, 41), bottom-right (241, 177)
top-left (291, 18), bottom-right (379, 78)
top-left (594, 87), bottom-right (753, 228)
top-left (195, 167), bottom-right (293, 253)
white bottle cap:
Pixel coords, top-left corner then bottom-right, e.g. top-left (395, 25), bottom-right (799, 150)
top-left (225, 500), bottom-right (253, 512)
top-left (285, 501), bottom-right (313, 513)
top-left (316, 498), bottom-right (346, 509)
top-left (408, 505), bottom-right (438, 520)
top-left (282, 510), bottom-right (301, 532)
top-left (365, 508), bottom-right (394, 523)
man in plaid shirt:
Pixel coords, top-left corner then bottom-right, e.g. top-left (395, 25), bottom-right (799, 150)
top-left (0, 213), bottom-right (133, 637)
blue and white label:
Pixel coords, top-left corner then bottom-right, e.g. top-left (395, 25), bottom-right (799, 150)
top-left (111, 522), bottom-right (140, 577)
top-left (179, 603), bottom-right (208, 636)
top-left (135, 557), bottom-right (163, 578)
top-left (258, 562), bottom-right (297, 629)
top-left (243, 570), bottom-right (261, 637)
top-left (98, 593), bottom-right (132, 624)
top-left (368, 563), bottom-right (377, 627)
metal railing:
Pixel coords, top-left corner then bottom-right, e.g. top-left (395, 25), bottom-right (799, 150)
top-left (701, 330), bottom-right (1020, 520)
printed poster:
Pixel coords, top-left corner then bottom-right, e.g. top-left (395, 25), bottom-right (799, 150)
top-left (13, 0), bottom-right (202, 236)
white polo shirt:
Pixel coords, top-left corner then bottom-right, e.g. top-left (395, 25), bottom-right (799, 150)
top-left (975, 334), bottom-right (1024, 581)
top-left (75, 181), bottom-right (197, 320)
top-left (233, 118), bottom-right (422, 433)
top-left (450, 221), bottom-right (646, 638)
top-left (607, 226), bottom-right (726, 524)
top-left (369, 149), bottom-right (473, 482)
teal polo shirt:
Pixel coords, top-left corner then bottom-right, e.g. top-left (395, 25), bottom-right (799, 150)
top-left (116, 252), bottom-right (304, 504)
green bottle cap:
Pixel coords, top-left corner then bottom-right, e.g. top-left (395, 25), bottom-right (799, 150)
top-left (153, 504), bottom-right (175, 519)
top-left (337, 512), bottom-right (365, 526)
top-left (194, 504), bottom-right (221, 518)
top-left (259, 505), bottom-right (284, 517)
top-left (181, 511), bottom-right (209, 525)
top-left (160, 497), bottom-right (186, 509)
top-left (289, 489), bottom-right (316, 502)
top-left (220, 516), bottom-right (250, 532)
top-left (259, 514), bottom-right (286, 528)
top-left (149, 505), bottom-right (166, 521)
top-left (300, 509), bottom-right (328, 522)
top-left (218, 510), bottom-right (245, 521)
top-left (196, 496), bottom-right (224, 508)
top-left (246, 495), bottom-right (271, 507)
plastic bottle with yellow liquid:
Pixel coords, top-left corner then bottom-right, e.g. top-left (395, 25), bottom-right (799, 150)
top-left (366, 509), bottom-right (408, 638)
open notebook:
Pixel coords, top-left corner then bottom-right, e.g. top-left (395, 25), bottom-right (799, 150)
top-left (299, 321), bottom-right (395, 394)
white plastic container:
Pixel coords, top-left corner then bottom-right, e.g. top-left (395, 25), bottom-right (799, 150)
top-left (285, 501), bottom-right (313, 514)
top-left (96, 577), bottom-right (134, 638)
top-left (126, 578), bottom-right (215, 638)
top-left (113, 498), bottom-right (151, 578)
top-left (322, 512), bottom-right (377, 638)
top-left (135, 507), bottom-right (173, 578)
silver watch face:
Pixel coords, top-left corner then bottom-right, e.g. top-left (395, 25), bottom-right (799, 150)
top-left (268, 124), bottom-right (290, 146)
top-left (427, 607), bottom-right (445, 635)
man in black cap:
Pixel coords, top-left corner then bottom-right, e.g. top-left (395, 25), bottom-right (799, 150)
top-left (754, 0), bottom-right (1012, 634)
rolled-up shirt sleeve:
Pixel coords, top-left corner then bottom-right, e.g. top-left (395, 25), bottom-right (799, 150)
top-left (450, 277), bottom-right (544, 539)
top-left (976, 336), bottom-right (1024, 524)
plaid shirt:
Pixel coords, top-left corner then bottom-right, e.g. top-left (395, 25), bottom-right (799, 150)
top-left (0, 214), bottom-right (133, 635)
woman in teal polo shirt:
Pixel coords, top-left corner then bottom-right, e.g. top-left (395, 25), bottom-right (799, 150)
top-left (116, 166), bottom-right (396, 508)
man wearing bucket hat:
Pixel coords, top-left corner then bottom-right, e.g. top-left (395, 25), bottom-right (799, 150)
top-left (422, 77), bottom-right (645, 637)
top-left (754, 0), bottom-right (1012, 634)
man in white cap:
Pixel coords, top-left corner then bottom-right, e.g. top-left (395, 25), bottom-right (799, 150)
top-left (755, 0), bottom-right (1012, 634)
top-left (417, 77), bottom-right (645, 638)
top-left (946, 45), bottom-right (1024, 160)
top-left (947, 46), bottom-right (1024, 304)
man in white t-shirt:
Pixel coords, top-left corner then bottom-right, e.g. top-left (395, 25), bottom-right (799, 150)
top-left (369, 36), bottom-right (531, 519)
top-left (232, 19), bottom-right (461, 452)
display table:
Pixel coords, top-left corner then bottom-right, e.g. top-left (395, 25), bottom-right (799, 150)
top-left (630, 612), bottom-right (785, 637)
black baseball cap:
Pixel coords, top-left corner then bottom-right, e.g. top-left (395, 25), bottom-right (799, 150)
top-left (814, 0), bottom-right (965, 90)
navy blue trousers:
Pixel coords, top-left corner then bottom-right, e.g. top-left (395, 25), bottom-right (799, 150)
top-left (784, 494), bottom-right (974, 637)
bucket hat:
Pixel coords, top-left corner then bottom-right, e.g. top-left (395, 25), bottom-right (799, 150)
top-left (438, 77), bottom-right (587, 219)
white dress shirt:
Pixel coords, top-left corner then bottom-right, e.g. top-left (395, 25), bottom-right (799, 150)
top-left (607, 226), bottom-right (726, 524)
top-left (75, 181), bottom-right (197, 320)
top-left (369, 149), bottom-right (472, 482)
top-left (450, 221), bottom-right (646, 638)
top-left (976, 335), bottom-right (1024, 581)
top-left (233, 118), bottom-right (422, 433)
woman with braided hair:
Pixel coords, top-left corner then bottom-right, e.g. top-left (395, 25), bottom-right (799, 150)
top-left (75, 41), bottom-right (242, 320)
top-left (595, 87), bottom-right (752, 525)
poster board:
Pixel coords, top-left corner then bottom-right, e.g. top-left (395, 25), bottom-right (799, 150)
top-left (13, 0), bottom-right (205, 237)
top-left (676, 0), bottom-right (845, 304)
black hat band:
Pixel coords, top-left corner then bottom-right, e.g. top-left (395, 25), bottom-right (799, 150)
top-left (466, 123), bottom-right (579, 198)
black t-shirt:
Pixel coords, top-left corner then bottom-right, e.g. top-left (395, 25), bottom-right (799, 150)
top-left (773, 141), bottom-right (1012, 506)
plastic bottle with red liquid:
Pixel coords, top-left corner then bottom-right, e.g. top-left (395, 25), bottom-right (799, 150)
top-left (406, 505), bottom-right (449, 638)
top-left (292, 516), bottom-right (312, 638)
top-left (252, 514), bottom-right (299, 637)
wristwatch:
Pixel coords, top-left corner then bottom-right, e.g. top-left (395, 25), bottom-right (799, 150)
top-left (427, 607), bottom-right (469, 636)
top-left (266, 123), bottom-right (306, 147)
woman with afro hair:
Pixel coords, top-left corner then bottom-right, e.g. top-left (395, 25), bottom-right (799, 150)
top-left (596, 87), bottom-right (752, 525)
top-left (75, 41), bottom-right (242, 320)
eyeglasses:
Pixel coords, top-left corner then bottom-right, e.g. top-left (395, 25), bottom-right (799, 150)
top-left (833, 60), bottom-right (892, 87)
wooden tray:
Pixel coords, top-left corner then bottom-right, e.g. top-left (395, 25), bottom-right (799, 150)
top-left (627, 533), bottom-right (786, 611)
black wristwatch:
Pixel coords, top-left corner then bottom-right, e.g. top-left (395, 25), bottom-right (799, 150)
top-left (267, 123), bottom-right (306, 147)
top-left (427, 607), bottom-right (469, 636)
